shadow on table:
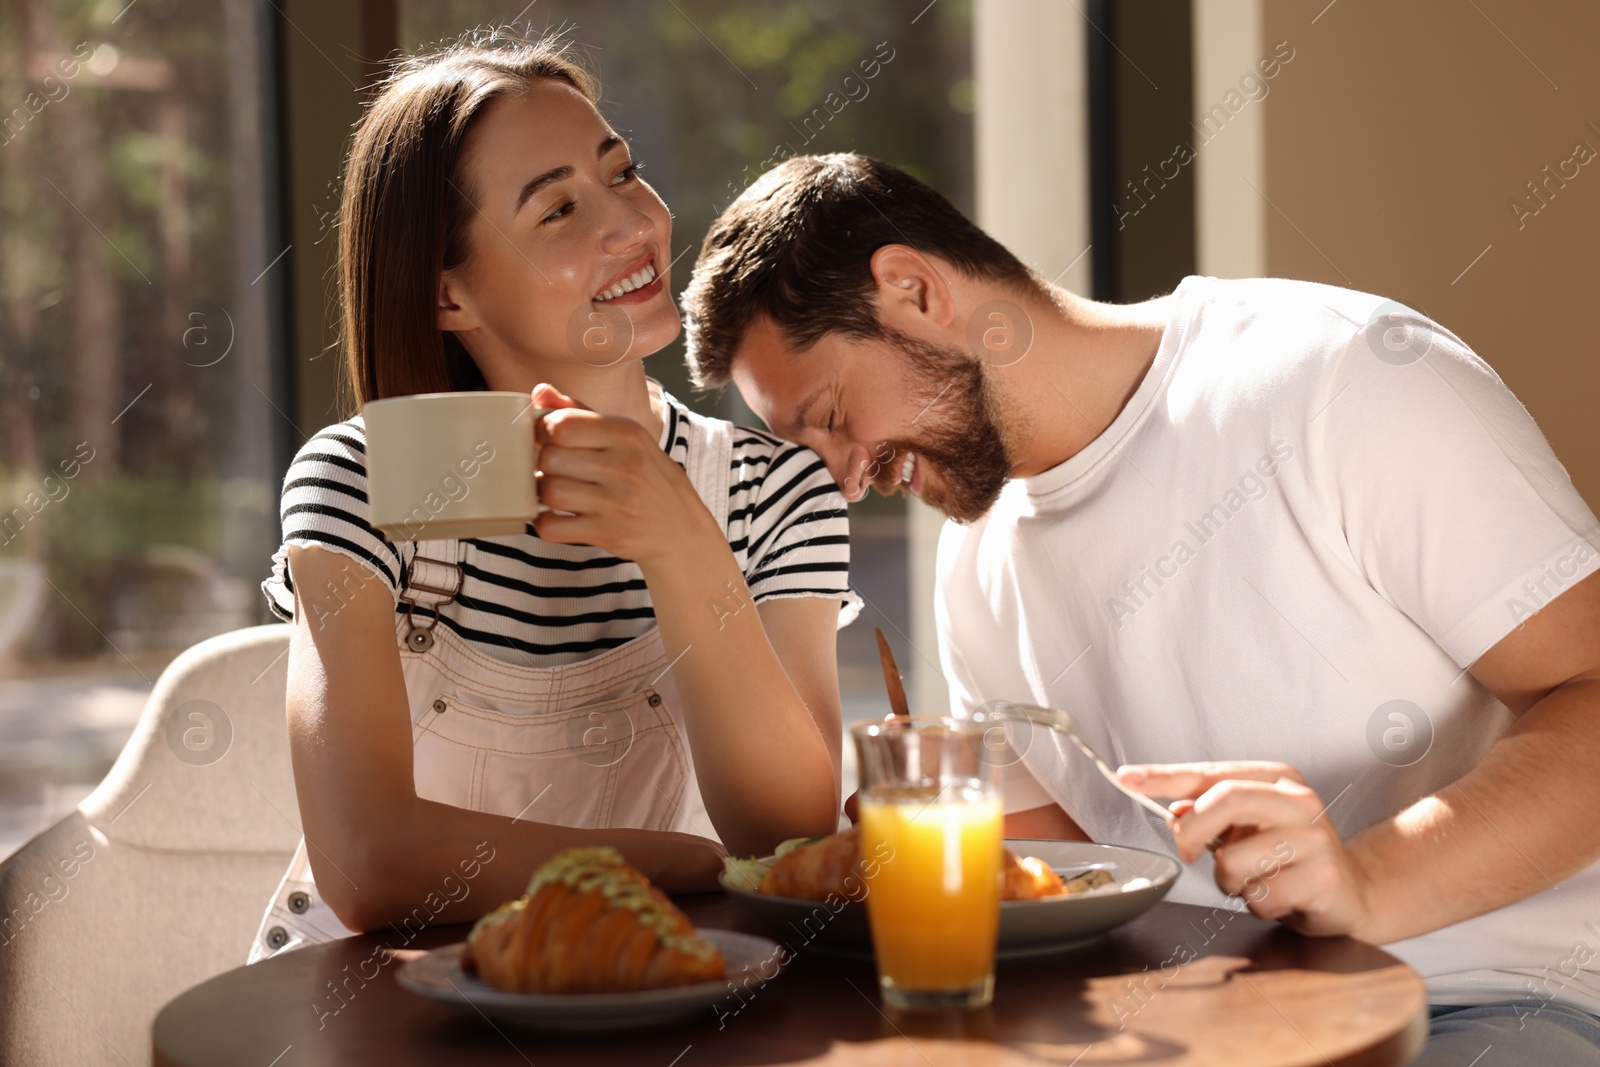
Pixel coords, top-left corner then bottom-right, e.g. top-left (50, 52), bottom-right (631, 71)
top-left (378, 907), bottom-right (1417, 1066)
top-left (387, 940), bottom-right (1156, 1066)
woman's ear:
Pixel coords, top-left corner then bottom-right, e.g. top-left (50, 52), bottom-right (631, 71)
top-left (869, 244), bottom-right (956, 330)
top-left (437, 268), bottom-right (480, 333)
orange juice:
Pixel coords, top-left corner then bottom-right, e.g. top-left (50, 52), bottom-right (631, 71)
top-left (858, 787), bottom-right (1004, 1000)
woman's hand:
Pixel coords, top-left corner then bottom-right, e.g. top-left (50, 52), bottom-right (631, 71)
top-left (530, 383), bottom-right (721, 568)
top-left (1117, 761), bottom-right (1381, 940)
top-left (632, 832), bottom-right (728, 895)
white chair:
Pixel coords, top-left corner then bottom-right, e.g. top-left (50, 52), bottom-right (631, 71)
top-left (0, 624), bottom-right (299, 1067)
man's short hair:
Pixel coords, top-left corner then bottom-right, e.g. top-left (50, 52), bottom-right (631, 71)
top-left (682, 153), bottom-right (1041, 387)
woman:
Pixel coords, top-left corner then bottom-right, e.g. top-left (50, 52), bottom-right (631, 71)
top-left (247, 31), bottom-right (857, 961)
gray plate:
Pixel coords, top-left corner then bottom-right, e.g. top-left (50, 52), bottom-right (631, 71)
top-left (720, 839), bottom-right (1179, 960)
top-left (397, 928), bottom-right (780, 1031)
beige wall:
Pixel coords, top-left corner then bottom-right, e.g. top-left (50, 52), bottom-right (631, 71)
top-left (1259, 0), bottom-right (1600, 509)
top-left (1193, 0), bottom-right (1265, 278)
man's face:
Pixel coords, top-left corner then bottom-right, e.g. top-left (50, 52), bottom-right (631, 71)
top-left (730, 317), bottom-right (1014, 522)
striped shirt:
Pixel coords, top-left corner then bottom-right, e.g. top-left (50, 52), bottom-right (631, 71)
top-left (262, 383), bottom-right (860, 667)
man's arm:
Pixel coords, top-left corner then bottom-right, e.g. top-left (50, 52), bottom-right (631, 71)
top-left (1351, 565), bottom-right (1600, 942)
top-left (1119, 567), bottom-right (1600, 944)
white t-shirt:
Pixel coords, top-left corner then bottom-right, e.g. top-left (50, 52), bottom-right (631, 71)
top-left (937, 275), bottom-right (1600, 1010)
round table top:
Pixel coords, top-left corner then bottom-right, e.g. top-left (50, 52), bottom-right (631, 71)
top-left (153, 897), bottom-right (1427, 1067)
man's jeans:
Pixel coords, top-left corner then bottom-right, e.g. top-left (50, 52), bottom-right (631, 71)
top-left (1408, 1001), bottom-right (1600, 1066)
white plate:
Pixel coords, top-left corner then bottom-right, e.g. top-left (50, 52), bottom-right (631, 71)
top-left (397, 928), bottom-right (780, 1031)
top-left (720, 839), bottom-right (1180, 960)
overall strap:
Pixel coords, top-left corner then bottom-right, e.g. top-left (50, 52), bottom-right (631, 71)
top-left (398, 538), bottom-right (464, 652)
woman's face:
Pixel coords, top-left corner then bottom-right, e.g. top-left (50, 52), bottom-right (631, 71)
top-left (440, 78), bottom-right (678, 382)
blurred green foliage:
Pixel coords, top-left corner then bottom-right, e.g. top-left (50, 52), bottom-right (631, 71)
top-left (35, 472), bottom-right (225, 655)
top-left (0, 0), bottom-right (279, 663)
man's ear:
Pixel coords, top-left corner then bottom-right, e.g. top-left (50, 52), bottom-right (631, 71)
top-left (868, 244), bottom-right (956, 331)
top-left (437, 268), bottom-right (479, 333)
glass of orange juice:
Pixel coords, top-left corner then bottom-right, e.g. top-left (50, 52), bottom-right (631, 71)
top-left (851, 715), bottom-right (1004, 1011)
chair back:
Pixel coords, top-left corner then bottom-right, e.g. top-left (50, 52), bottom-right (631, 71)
top-left (0, 624), bottom-right (298, 1067)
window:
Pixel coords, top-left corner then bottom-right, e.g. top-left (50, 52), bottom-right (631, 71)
top-left (0, 0), bottom-right (286, 858)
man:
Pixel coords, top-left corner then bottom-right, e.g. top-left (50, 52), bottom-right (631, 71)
top-left (682, 153), bottom-right (1600, 1064)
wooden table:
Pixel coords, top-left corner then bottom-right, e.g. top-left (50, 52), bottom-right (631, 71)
top-left (153, 897), bottom-right (1427, 1066)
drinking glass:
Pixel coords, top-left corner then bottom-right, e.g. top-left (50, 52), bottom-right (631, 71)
top-left (851, 715), bottom-right (1004, 1011)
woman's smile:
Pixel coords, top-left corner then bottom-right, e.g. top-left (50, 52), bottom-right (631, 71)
top-left (592, 253), bottom-right (664, 305)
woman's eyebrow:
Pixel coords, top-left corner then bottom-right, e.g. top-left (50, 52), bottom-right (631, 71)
top-left (513, 136), bottom-right (627, 213)
top-left (515, 166), bottom-right (573, 212)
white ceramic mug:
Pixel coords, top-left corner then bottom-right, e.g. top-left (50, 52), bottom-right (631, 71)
top-left (363, 391), bottom-right (547, 541)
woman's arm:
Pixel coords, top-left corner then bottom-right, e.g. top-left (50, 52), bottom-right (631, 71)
top-left (532, 386), bottom-right (842, 856)
top-left (641, 566), bottom-right (844, 856)
top-left (285, 544), bottom-right (726, 934)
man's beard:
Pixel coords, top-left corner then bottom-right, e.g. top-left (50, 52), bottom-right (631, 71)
top-left (867, 327), bottom-right (1014, 523)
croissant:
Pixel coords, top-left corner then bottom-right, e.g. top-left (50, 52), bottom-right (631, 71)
top-left (756, 828), bottom-right (1072, 902)
top-left (757, 827), bottom-right (863, 900)
top-left (461, 846), bottom-right (726, 993)
top-left (1001, 849), bottom-right (1066, 900)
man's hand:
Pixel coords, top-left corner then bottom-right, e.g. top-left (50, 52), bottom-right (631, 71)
top-left (1118, 761), bottom-right (1380, 940)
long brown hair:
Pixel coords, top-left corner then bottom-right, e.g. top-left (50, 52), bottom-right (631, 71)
top-left (337, 30), bottom-right (597, 408)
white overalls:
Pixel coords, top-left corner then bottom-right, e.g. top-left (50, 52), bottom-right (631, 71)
top-left (247, 418), bottom-right (732, 963)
